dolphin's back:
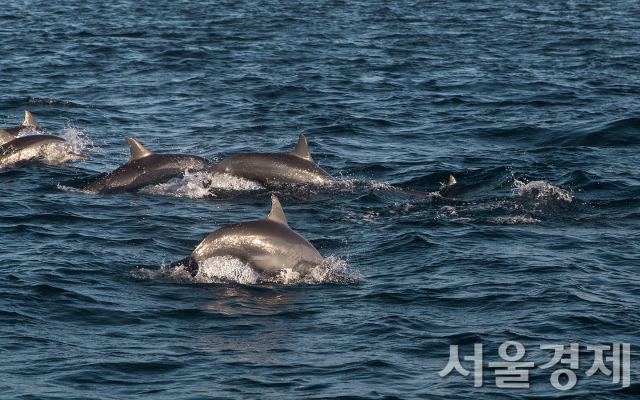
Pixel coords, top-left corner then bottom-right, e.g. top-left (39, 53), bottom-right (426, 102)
top-left (208, 153), bottom-right (334, 187)
top-left (1, 135), bottom-right (64, 154)
top-left (190, 219), bottom-right (324, 275)
top-left (85, 153), bottom-right (207, 194)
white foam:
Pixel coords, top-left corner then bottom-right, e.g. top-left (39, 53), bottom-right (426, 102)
top-left (56, 183), bottom-right (93, 194)
top-left (141, 171), bottom-right (213, 198)
top-left (131, 255), bottom-right (359, 285)
top-left (140, 173), bottom-right (401, 199)
top-left (195, 256), bottom-right (261, 285)
top-left (485, 216), bottom-right (541, 225)
top-left (141, 171), bottom-right (264, 198)
top-left (40, 141), bottom-right (85, 164)
top-left (264, 255), bottom-right (360, 285)
top-left (512, 179), bottom-right (576, 204)
top-left (60, 124), bottom-right (98, 155)
top-left (207, 172), bottom-right (265, 191)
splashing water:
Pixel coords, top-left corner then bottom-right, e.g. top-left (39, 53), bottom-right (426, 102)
top-left (142, 170), bottom-right (403, 199)
top-left (509, 179), bottom-right (578, 217)
top-left (206, 173), bottom-right (266, 192)
top-left (141, 171), bottom-right (215, 198)
top-left (132, 255), bottom-right (359, 285)
top-left (41, 126), bottom-right (93, 165)
top-left (60, 124), bottom-right (97, 155)
top-left (196, 256), bottom-right (262, 285)
top-left (512, 179), bottom-right (575, 205)
top-left (484, 216), bottom-right (541, 225)
top-left (141, 171), bottom-right (265, 198)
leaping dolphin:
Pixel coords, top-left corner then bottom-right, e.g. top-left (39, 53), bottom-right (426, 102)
top-left (84, 137), bottom-right (210, 194)
top-left (3, 110), bottom-right (42, 136)
top-left (207, 134), bottom-right (334, 188)
top-left (173, 195), bottom-right (324, 277)
top-left (1, 128), bottom-right (90, 169)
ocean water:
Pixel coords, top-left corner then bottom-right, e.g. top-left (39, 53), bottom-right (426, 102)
top-left (1, 0), bottom-right (640, 398)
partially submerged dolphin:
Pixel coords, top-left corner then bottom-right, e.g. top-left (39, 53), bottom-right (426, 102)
top-left (173, 195), bottom-right (324, 277)
top-left (440, 175), bottom-right (460, 197)
top-left (0, 128), bottom-right (90, 169)
top-left (207, 134), bottom-right (334, 188)
top-left (3, 110), bottom-right (42, 136)
top-left (84, 137), bottom-right (210, 194)
top-left (398, 175), bottom-right (460, 198)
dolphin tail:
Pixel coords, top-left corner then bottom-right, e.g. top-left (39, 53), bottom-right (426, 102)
top-left (171, 256), bottom-right (199, 277)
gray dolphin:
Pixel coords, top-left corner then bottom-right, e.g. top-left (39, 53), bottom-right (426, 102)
top-left (174, 195), bottom-right (324, 277)
top-left (207, 134), bottom-right (334, 188)
top-left (84, 137), bottom-right (210, 194)
top-left (1, 128), bottom-right (90, 169)
top-left (3, 110), bottom-right (42, 136)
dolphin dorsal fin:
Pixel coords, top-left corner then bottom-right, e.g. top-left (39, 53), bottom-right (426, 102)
top-left (22, 110), bottom-right (40, 128)
top-left (125, 137), bottom-right (153, 161)
top-left (448, 175), bottom-right (457, 186)
top-left (289, 134), bottom-right (314, 163)
top-left (0, 128), bottom-right (14, 145)
top-left (266, 195), bottom-right (289, 226)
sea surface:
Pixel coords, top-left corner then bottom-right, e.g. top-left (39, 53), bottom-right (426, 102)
top-left (1, 0), bottom-right (640, 399)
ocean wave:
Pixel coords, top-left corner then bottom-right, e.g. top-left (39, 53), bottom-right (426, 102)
top-left (28, 97), bottom-right (94, 108)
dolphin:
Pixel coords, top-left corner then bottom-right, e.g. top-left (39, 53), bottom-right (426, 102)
top-left (440, 175), bottom-right (460, 197)
top-left (1, 128), bottom-right (90, 169)
top-left (207, 134), bottom-right (334, 188)
top-left (84, 137), bottom-right (210, 194)
top-left (3, 110), bottom-right (42, 136)
top-left (173, 195), bottom-right (324, 277)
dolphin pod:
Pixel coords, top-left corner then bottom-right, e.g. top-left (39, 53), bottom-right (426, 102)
top-left (4, 110), bottom-right (461, 280)
top-left (84, 137), bottom-right (210, 194)
top-left (172, 195), bottom-right (324, 277)
top-left (207, 134), bottom-right (334, 188)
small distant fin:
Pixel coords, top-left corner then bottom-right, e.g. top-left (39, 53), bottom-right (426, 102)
top-left (0, 128), bottom-right (14, 145)
top-left (22, 110), bottom-right (40, 128)
top-left (440, 174), bottom-right (460, 197)
top-left (125, 137), bottom-right (153, 161)
top-left (266, 195), bottom-right (289, 226)
top-left (289, 134), bottom-right (314, 162)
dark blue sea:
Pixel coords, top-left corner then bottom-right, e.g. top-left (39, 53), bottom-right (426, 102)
top-left (2, 0), bottom-right (640, 398)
